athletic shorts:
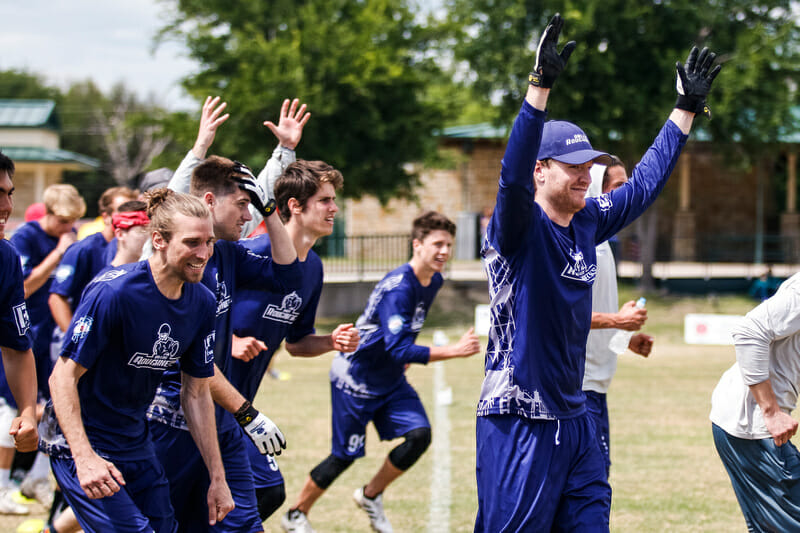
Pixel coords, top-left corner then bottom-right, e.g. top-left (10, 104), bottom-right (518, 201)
top-left (584, 390), bottom-right (611, 479)
top-left (149, 415), bottom-right (262, 533)
top-left (331, 380), bottom-right (430, 460)
top-left (241, 424), bottom-right (284, 489)
top-left (51, 453), bottom-right (176, 533)
top-left (0, 397), bottom-right (17, 448)
top-left (712, 423), bottom-right (800, 532)
top-left (474, 413), bottom-right (611, 533)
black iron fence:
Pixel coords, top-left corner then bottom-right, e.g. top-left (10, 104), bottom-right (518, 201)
top-left (313, 233), bottom-right (413, 279)
top-left (615, 233), bottom-right (800, 264)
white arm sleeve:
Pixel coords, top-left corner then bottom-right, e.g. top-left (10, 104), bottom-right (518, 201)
top-left (169, 150), bottom-right (204, 194)
top-left (734, 276), bottom-right (800, 385)
top-left (240, 144), bottom-right (296, 238)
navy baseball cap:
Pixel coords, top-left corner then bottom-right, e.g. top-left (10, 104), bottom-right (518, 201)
top-left (538, 120), bottom-right (612, 165)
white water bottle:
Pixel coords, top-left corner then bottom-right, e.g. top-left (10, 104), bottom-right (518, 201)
top-left (608, 297), bottom-right (646, 354)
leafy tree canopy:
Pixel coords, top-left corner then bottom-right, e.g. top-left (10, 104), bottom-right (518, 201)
top-left (158, 0), bottom-right (448, 201)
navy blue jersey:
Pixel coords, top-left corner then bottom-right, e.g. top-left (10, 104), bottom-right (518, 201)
top-left (148, 239), bottom-right (303, 431)
top-left (50, 232), bottom-right (112, 311)
top-left (39, 261), bottom-right (216, 461)
top-left (0, 240), bottom-right (33, 408)
top-left (0, 240), bottom-right (31, 352)
top-left (477, 101), bottom-right (687, 420)
top-left (230, 235), bottom-right (323, 401)
top-left (9, 221), bottom-right (59, 353)
top-left (330, 263), bottom-right (436, 398)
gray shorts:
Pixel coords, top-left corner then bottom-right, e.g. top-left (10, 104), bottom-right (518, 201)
top-left (712, 423), bottom-right (800, 532)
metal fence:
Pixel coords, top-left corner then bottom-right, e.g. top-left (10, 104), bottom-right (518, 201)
top-left (313, 233), bottom-right (413, 280)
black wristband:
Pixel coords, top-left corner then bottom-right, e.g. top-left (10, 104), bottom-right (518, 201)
top-left (262, 198), bottom-right (277, 217)
top-left (675, 95), bottom-right (710, 118)
top-left (235, 400), bottom-right (259, 426)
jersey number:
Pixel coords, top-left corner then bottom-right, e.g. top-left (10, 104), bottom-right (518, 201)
top-left (347, 434), bottom-right (365, 454)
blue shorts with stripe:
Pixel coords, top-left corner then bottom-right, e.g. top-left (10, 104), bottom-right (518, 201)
top-left (712, 423), bottom-right (800, 532)
top-left (51, 453), bottom-right (176, 533)
top-left (584, 390), bottom-right (611, 479)
top-left (331, 380), bottom-right (429, 460)
top-left (474, 413), bottom-right (611, 533)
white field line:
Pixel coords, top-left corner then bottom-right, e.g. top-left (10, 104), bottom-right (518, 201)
top-left (428, 361), bottom-right (451, 532)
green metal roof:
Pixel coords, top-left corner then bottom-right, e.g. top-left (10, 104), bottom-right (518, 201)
top-left (1, 146), bottom-right (98, 170)
top-left (440, 122), bottom-right (508, 140)
top-left (0, 100), bottom-right (59, 130)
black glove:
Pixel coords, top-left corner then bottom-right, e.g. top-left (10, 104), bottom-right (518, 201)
top-left (529, 13), bottom-right (577, 89)
top-left (675, 46), bottom-right (722, 119)
top-left (232, 161), bottom-right (276, 218)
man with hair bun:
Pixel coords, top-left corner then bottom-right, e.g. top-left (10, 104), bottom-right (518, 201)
top-left (40, 188), bottom-right (233, 532)
top-left (283, 211), bottom-right (480, 533)
top-left (147, 97), bottom-right (304, 533)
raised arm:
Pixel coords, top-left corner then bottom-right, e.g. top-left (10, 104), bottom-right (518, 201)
top-left (490, 14), bottom-right (573, 256)
top-left (170, 96), bottom-right (230, 193)
top-left (242, 98), bottom-right (310, 237)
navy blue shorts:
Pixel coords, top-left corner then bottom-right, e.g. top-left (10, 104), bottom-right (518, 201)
top-left (712, 423), bottom-right (800, 532)
top-left (241, 424), bottom-right (284, 489)
top-left (331, 381), bottom-right (429, 460)
top-left (474, 413), bottom-right (610, 532)
top-left (150, 416), bottom-right (262, 533)
top-left (51, 453), bottom-right (177, 533)
top-left (584, 390), bottom-right (611, 479)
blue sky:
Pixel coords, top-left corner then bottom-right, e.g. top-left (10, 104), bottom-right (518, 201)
top-left (1, 0), bottom-right (198, 110)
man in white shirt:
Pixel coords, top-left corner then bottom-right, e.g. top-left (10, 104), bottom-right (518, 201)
top-left (584, 158), bottom-right (653, 477)
top-left (710, 274), bottom-right (800, 531)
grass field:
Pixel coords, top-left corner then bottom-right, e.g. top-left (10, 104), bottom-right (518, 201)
top-left (2, 286), bottom-right (777, 532)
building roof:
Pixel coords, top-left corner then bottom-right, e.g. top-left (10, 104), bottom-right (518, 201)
top-left (440, 123), bottom-right (508, 140)
top-left (0, 100), bottom-right (59, 130)
top-left (1, 146), bottom-right (99, 170)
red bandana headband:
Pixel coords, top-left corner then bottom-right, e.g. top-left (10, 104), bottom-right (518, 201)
top-left (112, 211), bottom-right (150, 230)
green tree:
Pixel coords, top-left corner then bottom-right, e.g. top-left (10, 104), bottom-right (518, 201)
top-left (445, 0), bottom-right (799, 285)
top-left (158, 0), bottom-right (447, 201)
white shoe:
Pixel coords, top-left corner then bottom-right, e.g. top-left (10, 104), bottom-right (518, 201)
top-left (353, 486), bottom-right (393, 533)
top-left (20, 477), bottom-right (52, 508)
top-left (281, 509), bottom-right (315, 533)
top-left (0, 488), bottom-right (29, 515)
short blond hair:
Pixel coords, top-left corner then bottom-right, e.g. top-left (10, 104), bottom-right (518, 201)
top-left (43, 184), bottom-right (86, 219)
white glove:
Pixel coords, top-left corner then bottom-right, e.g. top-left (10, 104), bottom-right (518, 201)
top-left (244, 411), bottom-right (286, 456)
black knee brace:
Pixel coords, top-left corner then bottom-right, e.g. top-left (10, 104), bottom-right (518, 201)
top-left (388, 427), bottom-right (431, 471)
top-left (255, 483), bottom-right (286, 521)
top-left (310, 454), bottom-right (354, 490)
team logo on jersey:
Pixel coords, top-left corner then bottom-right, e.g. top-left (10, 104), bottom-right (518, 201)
top-left (410, 303), bottom-right (426, 331)
top-left (596, 193), bottom-right (613, 212)
top-left (128, 323), bottom-right (181, 370)
top-left (388, 314), bottom-right (404, 335)
top-left (560, 247), bottom-right (597, 283)
top-left (204, 332), bottom-right (215, 364)
top-left (54, 264), bottom-right (74, 283)
top-left (71, 316), bottom-right (93, 342)
top-left (12, 303), bottom-right (30, 336)
top-left (215, 273), bottom-right (231, 316)
top-left (94, 269), bottom-right (126, 283)
top-left (262, 291), bottom-right (303, 324)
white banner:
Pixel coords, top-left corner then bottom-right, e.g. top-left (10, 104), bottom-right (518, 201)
top-left (684, 313), bottom-right (744, 345)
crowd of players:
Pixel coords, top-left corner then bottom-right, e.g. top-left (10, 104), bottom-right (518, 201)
top-left (2, 12), bottom-right (797, 533)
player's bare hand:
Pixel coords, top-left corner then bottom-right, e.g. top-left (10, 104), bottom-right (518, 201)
top-left (231, 335), bottom-right (267, 362)
top-left (764, 410), bottom-right (798, 447)
top-left (454, 328), bottom-right (481, 358)
top-left (9, 413), bottom-right (38, 452)
top-left (264, 98), bottom-right (311, 150)
top-left (207, 477), bottom-right (235, 525)
top-left (75, 452), bottom-right (126, 499)
top-left (628, 333), bottom-right (653, 357)
top-left (331, 323), bottom-right (360, 353)
top-left (616, 300), bottom-right (647, 331)
top-left (193, 96), bottom-right (230, 158)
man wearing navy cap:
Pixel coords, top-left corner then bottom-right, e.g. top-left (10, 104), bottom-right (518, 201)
top-left (475, 14), bottom-right (721, 531)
